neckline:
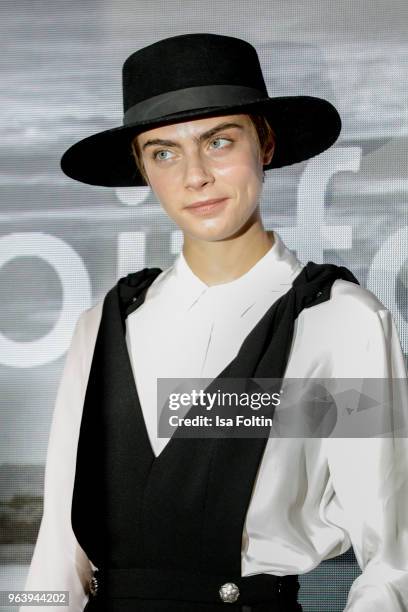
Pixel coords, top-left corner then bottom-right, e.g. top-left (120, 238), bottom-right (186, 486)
top-left (120, 232), bottom-right (303, 462)
top-left (121, 269), bottom-right (298, 465)
top-left (171, 230), bottom-right (303, 313)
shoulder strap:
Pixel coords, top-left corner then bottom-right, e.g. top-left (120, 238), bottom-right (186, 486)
top-left (117, 267), bottom-right (163, 320)
top-left (291, 261), bottom-right (360, 310)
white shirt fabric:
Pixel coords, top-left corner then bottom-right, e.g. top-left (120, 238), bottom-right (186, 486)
top-left (22, 230), bottom-right (408, 612)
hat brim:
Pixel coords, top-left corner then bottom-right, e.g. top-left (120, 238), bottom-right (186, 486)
top-left (60, 96), bottom-right (341, 187)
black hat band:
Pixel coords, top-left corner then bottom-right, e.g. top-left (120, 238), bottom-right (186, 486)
top-left (123, 84), bottom-right (266, 124)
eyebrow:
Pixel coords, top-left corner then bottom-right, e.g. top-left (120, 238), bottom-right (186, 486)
top-left (141, 121), bottom-right (244, 151)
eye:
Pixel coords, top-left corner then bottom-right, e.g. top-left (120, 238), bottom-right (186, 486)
top-left (153, 149), bottom-right (174, 161)
top-left (210, 137), bottom-right (232, 149)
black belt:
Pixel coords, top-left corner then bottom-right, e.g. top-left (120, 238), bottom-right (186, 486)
top-left (87, 567), bottom-right (301, 609)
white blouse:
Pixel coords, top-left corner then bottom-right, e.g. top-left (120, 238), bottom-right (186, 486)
top-left (22, 231), bottom-right (408, 612)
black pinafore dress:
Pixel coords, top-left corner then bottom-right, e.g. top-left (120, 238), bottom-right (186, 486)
top-left (72, 261), bottom-right (358, 612)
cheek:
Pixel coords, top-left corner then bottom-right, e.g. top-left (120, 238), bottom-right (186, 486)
top-left (148, 177), bottom-right (187, 224)
top-left (216, 157), bottom-right (262, 199)
top-left (147, 173), bottom-right (176, 205)
top-left (215, 146), bottom-right (261, 180)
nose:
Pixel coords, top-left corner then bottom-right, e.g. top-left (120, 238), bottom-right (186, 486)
top-left (183, 150), bottom-right (214, 190)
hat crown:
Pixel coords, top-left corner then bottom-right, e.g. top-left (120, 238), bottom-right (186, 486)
top-left (122, 33), bottom-right (268, 113)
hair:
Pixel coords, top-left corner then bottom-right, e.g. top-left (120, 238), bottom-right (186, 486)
top-left (131, 113), bottom-right (276, 185)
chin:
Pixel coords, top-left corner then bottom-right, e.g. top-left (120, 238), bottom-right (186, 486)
top-left (184, 220), bottom-right (243, 242)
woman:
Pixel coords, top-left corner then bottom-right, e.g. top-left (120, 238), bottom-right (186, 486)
top-left (23, 33), bottom-right (408, 612)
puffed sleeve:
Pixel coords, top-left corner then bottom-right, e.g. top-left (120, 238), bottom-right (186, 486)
top-left (321, 285), bottom-right (408, 611)
top-left (20, 302), bottom-right (103, 612)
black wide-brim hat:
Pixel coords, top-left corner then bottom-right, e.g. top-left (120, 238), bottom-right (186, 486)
top-left (60, 33), bottom-right (342, 188)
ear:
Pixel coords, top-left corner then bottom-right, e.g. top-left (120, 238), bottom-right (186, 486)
top-left (262, 140), bottom-right (275, 166)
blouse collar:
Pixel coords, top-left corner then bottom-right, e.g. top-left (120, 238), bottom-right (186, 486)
top-left (162, 230), bottom-right (304, 314)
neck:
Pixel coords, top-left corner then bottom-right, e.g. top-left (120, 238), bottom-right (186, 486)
top-left (182, 220), bottom-right (275, 287)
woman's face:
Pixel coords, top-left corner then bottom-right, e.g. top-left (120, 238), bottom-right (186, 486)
top-left (135, 114), bottom-right (274, 242)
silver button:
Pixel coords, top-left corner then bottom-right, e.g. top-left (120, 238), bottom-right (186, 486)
top-left (219, 582), bottom-right (240, 603)
top-left (89, 574), bottom-right (99, 597)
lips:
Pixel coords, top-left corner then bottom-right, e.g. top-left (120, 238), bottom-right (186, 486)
top-left (185, 198), bottom-right (227, 209)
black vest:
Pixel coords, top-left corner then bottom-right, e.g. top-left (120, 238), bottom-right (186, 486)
top-left (72, 261), bottom-right (359, 612)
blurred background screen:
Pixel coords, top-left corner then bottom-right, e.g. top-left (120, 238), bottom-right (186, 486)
top-left (1, 1), bottom-right (407, 610)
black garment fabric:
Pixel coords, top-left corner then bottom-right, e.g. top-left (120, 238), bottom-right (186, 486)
top-left (72, 261), bottom-right (359, 611)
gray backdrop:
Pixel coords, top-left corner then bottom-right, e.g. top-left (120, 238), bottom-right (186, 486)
top-left (1, 1), bottom-right (407, 611)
